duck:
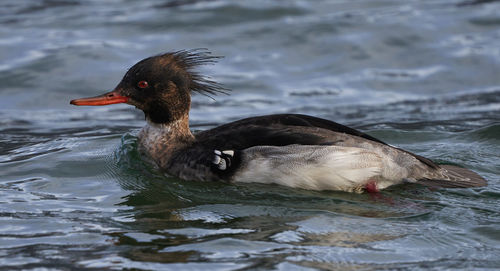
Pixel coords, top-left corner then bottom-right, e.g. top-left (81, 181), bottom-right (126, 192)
top-left (70, 50), bottom-right (487, 193)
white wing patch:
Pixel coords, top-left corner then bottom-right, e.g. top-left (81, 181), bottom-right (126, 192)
top-left (233, 145), bottom-right (394, 192)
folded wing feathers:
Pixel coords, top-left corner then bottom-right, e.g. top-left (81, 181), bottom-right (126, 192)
top-left (236, 145), bottom-right (387, 191)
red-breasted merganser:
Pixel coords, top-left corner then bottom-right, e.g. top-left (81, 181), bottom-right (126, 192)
top-left (70, 50), bottom-right (487, 193)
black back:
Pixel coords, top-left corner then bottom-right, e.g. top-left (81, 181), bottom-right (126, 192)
top-left (194, 114), bottom-right (438, 169)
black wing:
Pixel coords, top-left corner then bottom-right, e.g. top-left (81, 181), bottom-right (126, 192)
top-left (197, 114), bottom-right (385, 144)
top-left (194, 114), bottom-right (438, 169)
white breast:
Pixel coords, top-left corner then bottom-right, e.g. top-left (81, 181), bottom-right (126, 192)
top-left (233, 145), bottom-right (407, 192)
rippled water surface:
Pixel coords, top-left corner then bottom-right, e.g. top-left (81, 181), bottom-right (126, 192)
top-left (1, 0), bottom-right (500, 270)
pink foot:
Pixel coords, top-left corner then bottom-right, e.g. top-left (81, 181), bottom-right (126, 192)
top-left (365, 180), bottom-right (379, 193)
top-left (365, 180), bottom-right (394, 205)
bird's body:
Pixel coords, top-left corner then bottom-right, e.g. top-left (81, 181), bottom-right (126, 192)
top-left (136, 113), bottom-right (484, 192)
top-left (70, 50), bottom-right (487, 193)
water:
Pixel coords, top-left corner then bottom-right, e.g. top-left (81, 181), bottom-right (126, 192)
top-left (1, 0), bottom-right (500, 270)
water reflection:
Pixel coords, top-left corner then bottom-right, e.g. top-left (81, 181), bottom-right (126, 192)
top-left (108, 134), bottom-right (437, 267)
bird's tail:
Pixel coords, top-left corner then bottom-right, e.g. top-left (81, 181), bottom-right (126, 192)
top-left (418, 165), bottom-right (487, 188)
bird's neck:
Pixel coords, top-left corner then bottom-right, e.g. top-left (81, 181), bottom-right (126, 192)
top-left (138, 114), bottom-right (194, 168)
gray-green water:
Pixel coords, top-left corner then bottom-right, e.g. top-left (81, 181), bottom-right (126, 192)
top-left (1, 0), bottom-right (500, 270)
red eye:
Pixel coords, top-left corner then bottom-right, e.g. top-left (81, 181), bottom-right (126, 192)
top-left (137, 81), bottom-right (149, 88)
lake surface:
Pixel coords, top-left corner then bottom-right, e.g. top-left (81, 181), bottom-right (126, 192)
top-left (1, 0), bottom-right (499, 270)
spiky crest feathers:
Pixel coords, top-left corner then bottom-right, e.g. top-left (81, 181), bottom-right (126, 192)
top-left (154, 49), bottom-right (228, 97)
